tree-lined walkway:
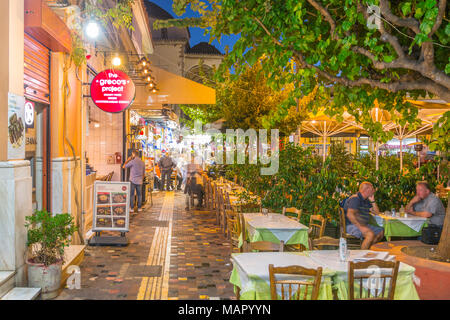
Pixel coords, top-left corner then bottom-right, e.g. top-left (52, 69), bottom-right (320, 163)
top-left (57, 191), bottom-right (235, 300)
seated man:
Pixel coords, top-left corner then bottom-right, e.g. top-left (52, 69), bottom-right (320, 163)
top-left (184, 157), bottom-right (204, 209)
top-left (406, 181), bottom-right (446, 227)
top-left (344, 182), bottom-right (384, 249)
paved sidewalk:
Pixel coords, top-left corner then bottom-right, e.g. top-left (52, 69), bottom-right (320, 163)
top-left (57, 191), bottom-right (235, 300)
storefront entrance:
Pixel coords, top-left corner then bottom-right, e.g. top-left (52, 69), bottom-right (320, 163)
top-left (24, 33), bottom-right (51, 211)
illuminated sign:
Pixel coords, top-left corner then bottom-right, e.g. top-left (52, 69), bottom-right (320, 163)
top-left (90, 70), bottom-right (136, 113)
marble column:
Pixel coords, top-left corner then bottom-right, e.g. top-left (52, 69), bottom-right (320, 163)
top-left (0, 160), bottom-right (32, 286)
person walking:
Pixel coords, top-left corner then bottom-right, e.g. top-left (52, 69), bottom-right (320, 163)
top-left (158, 151), bottom-right (176, 191)
top-left (123, 150), bottom-right (145, 213)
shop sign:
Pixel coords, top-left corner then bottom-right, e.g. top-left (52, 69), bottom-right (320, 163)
top-left (90, 70), bottom-right (135, 113)
top-left (24, 100), bottom-right (35, 128)
top-left (93, 181), bottom-right (131, 232)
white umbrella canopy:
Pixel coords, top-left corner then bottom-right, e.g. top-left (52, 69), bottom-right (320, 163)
top-left (301, 111), bottom-right (357, 162)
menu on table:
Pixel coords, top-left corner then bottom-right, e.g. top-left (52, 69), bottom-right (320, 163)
top-left (93, 181), bottom-right (131, 232)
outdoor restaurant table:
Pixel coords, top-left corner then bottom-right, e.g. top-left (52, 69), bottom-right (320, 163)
top-left (306, 250), bottom-right (419, 300)
top-left (240, 213), bottom-right (309, 249)
top-left (229, 250), bottom-right (420, 300)
top-left (370, 213), bottom-right (428, 241)
top-left (230, 252), bottom-right (335, 300)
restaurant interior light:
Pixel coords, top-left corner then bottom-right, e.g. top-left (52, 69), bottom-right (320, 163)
top-left (85, 21), bottom-right (100, 39)
top-left (112, 56), bottom-right (122, 67)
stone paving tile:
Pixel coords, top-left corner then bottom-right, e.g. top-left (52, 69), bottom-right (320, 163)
top-left (57, 191), bottom-right (235, 300)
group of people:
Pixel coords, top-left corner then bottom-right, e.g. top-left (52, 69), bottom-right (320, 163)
top-left (344, 181), bottom-right (446, 249)
top-left (123, 150), bottom-right (205, 212)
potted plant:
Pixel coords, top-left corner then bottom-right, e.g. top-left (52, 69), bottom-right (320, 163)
top-left (25, 210), bottom-right (77, 300)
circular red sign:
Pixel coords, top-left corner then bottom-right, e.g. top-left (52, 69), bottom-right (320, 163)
top-left (90, 69), bottom-right (136, 113)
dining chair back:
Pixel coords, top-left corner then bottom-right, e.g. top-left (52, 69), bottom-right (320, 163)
top-left (309, 215), bottom-right (326, 239)
top-left (225, 209), bottom-right (240, 249)
top-left (243, 241), bottom-right (284, 252)
top-left (269, 265), bottom-right (323, 300)
top-left (238, 203), bottom-right (262, 213)
top-left (282, 207), bottom-right (302, 222)
top-left (348, 259), bottom-right (400, 300)
top-left (339, 207), bottom-right (362, 249)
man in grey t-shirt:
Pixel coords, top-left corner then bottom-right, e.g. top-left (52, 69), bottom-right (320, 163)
top-left (406, 181), bottom-right (446, 226)
top-left (123, 150), bottom-right (145, 212)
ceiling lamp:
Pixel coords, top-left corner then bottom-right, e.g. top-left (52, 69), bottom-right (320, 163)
top-left (112, 56), bottom-right (122, 67)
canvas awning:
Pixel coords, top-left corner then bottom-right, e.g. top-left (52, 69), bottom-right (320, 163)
top-left (132, 66), bottom-right (216, 108)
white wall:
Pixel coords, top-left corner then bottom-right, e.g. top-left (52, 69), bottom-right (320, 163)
top-left (86, 105), bottom-right (123, 181)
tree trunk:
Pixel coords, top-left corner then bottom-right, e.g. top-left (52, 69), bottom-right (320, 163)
top-left (436, 195), bottom-right (450, 260)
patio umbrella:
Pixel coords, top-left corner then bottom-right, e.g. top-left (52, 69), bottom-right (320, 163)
top-left (344, 105), bottom-right (397, 170)
top-left (301, 112), bottom-right (356, 163)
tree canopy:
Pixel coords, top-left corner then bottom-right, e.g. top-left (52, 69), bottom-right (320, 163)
top-left (181, 60), bottom-right (313, 136)
top-left (156, 0), bottom-right (450, 142)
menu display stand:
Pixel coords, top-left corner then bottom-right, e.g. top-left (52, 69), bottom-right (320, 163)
top-left (89, 181), bottom-right (131, 247)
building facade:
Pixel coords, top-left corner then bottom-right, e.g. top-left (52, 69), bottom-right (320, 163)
top-left (0, 0), bottom-right (153, 289)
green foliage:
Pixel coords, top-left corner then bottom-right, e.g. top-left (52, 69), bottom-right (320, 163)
top-left (85, 0), bottom-right (135, 30)
top-left (70, 0), bottom-right (136, 67)
top-left (424, 111), bottom-right (450, 153)
top-left (161, 0), bottom-right (449, 138)
top-left (25, 211), bottom-right (77, 266)
top-left (182, 60), bottom-right (310, 136)
top-left (212, 142), bottom-right (448, 224)
top-left (71, 34), bottom-right (87, 67)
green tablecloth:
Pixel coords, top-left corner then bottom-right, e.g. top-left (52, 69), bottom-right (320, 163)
top-left (369, 214), bottom-right (428, 240)
top-left (230, 252), bottom-right (334, 300)
top-left (239, 213), bottom-right (309, 249)
top-left (230, 250), bottom-right (420, 300)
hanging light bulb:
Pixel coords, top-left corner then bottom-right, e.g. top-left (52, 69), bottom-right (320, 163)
top-left (85, 20), bottom-right (100, 39)
top-left (112, 55), bottom-right (122, 67)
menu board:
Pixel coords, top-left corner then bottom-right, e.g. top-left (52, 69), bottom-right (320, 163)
top-left (93, 181), bottom-right (131, 232)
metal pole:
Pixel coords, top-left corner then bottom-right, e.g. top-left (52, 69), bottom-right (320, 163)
top-left (375, 140), bottom-right (379, 170)
top-left (323, 121), bottom-right (327, 163)
top-left (399, 138), bottom-right (403, 172)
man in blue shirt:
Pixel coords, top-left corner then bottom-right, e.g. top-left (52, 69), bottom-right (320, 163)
top-left (344, 182), bottom-right (384, 249)
top-left (123, 150), bottom-right (145, 213)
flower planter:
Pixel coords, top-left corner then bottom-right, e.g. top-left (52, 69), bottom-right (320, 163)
top-left (371, 240), bottom-right (450, 300)
top-left (27, 259), bottom-right (62, 300)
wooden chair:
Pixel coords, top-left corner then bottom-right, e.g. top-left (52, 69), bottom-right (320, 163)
top-left (214, 184), bottom-right (221, 225)
top-left (217, 188), bottom-right (226, 233)
top-left (339, 207), bottom-right (362, 249)
top-left (269, 264), bottom-right (323, 300)
top-left (309, 215), bottom-right (326, 239)
top-left (348, 260), bottom-right (400, 300)
top-left (307, 215), bottom-right (340, 250)
top-left (243, 240), bottom-right (284, 252)
top-left (225, 209), bottom-right (240, 250)
top-left (238, 203), bottom-right (262, 213)
top-left (207, 180), bottom-right (214, 210)
top-left (282, 207), bottom-right (302, 222)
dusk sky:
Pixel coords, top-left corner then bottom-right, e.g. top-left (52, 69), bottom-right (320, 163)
top-left (151, 0), bottom-right (240, 54)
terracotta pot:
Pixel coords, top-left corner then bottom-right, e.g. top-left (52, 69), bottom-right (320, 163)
top-left (27, 259), bottom-right (62, 300)
top-left (371, 240), bottom-right (450, 300)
